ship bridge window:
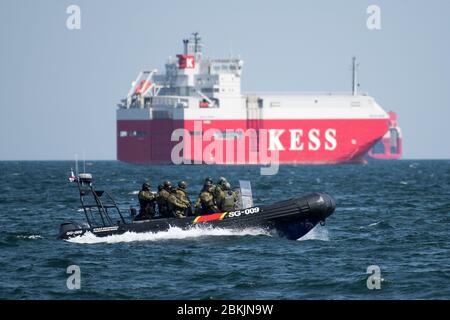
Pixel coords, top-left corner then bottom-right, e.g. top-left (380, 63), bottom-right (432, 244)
top-left (153, 110), bottom-right (171, 119)
top-left (131, 131), bottom-right (147, 137)
top-left (119, 131), bottom-right (147, 138)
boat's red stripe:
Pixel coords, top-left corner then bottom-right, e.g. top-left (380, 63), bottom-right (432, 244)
top-left (193, 212), bottom-right (226, 224)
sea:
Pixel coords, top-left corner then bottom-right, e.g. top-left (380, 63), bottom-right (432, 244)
top-left (0, 160), bottom-right (449, 299)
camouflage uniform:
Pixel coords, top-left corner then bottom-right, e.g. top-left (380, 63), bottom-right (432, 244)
top-left (174, 187), bottom-right (193, 216)
top-left (213, 184), bottom-right (225, 210)
top-left (156, 188), bottom-right (171, 218)
top-left (168, 191), bottom-right (188, 218)
top-left (137, 190), bottom-right (156, 220)
top-left (195, 189), bottom-right (219, 215)
top-left (174, 188), bottom-right (191, 207)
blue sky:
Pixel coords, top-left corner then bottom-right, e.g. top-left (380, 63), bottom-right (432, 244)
top-left (0, 0), bottom-right (449, 160)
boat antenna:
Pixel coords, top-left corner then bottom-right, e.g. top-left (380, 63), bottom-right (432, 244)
top-left (83, 150), bottom-right (86, 173)
top-left (229, 36), bottom-right (233, 58)
top-left (75, 153), bottom-right (79, 176)
top-left (352, 57), bottom-right (359, 96)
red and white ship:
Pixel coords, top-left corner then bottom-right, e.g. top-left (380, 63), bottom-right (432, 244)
top-left (117, 33), bottom-right (402, 164)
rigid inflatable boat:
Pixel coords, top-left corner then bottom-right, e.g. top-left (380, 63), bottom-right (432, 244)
top-left (59, 173), bottom-right (335, 240)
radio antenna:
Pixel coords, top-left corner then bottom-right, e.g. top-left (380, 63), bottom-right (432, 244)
top-left (352, 57), bottom-right (359, 96)
top-left (83, 151), bottom-right (86, 173)
top-left (74, 153), bottom-right (79, 176)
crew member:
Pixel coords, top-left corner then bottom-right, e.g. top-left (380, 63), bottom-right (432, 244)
top-left (168, 188), bottom-right (188, 218)
top-left (174, 181), bottom-right (193, 216)
top-left (195, 181), bottom-right (219, 215)
top-left (220, 182), bottom-right (238, 212)
top-left (213, 177), bottom-right (227, 209)
top-left (136, 182), bottom-right (156, 220)
top-left (204, 177), bottom-right (214, 186)
top-left (156, 180), bottom-right (173, 218)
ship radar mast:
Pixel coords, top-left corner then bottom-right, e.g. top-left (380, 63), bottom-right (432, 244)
top-left (191, 32), bottom-right (202, 59)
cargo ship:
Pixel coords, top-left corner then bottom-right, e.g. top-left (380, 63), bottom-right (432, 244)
top-left (116, 33), bottom-right (402, 164)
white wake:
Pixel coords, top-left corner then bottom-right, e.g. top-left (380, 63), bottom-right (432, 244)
top-left (298, 225), bottom-right (330, 241)
top-left (67, 226), bottom-right (271, 244)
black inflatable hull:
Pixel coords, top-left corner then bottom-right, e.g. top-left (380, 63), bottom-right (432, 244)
top-left (59, 193), bottom-right (335, 241)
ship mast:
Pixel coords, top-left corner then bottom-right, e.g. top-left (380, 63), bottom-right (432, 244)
top-left (192, 32), bottom-right (200, 53)
top-left (352, 57), bottom-right (358, 96)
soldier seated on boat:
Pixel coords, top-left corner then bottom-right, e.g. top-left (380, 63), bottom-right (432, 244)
top-left (135, 182), bottom-right (156, 220)
top-left (156, 180), bottom-right (173, 218)
top-left (168, 187), bottom-right (189, 219)
top-left (220, 182), bottom-right (238, 212)
top-left (195, 181), bottom-right (220, 215)
top-left (174, 181), bottom-right (193, 216)
top-left (213, 177), bottom-right (227, 209)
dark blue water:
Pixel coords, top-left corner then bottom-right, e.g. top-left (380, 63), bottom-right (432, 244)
top-left (0, 161), bottom-right (449, 299)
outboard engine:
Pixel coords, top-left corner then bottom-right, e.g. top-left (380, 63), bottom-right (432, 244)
top-left (58, 220), bottom-right (89, 239)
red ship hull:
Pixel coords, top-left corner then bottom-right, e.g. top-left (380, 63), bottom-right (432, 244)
top-left (117, 118), bottom-right (389, 164)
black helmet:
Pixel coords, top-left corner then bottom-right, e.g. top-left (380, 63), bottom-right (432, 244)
top-left (178, 181), bottom-right (187, 189)
top-left (204, 177), bottom-right (213, 184)
top-left (223, 182), bottom-right (231, 190)
top-left (142, 182), bottom-right (150, 190)
top-left (163, 180), bottom-right (172, 190)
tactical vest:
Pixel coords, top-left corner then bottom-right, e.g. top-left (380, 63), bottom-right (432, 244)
top-left (157, 189), bottom-right (170, 216)
top-left (222, 191), bottom-right (237, 211)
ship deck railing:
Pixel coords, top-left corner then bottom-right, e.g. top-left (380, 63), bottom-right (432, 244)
top-left (244, 91), bottom-right (369, 96)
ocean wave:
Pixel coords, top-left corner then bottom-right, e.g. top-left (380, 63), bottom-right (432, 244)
top-left (66, 226), bottom-right (271, 244)
top-left (15, 234), bottom-right (42, 240)
top-left (358, 221), bottom-right (392, 230)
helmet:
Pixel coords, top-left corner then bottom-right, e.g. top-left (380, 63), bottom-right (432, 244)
top-left (142, 182), bottom-right (150, 190)
top-left (178, 181), bottom-right (187, 189)
top-left (163, 180), bottom-right (172, 190)
top-left (204, 177), bottom-right (213, 184)
top-left (223, 182), bottom-right (231, 190)
top-left (157, 184), bottom-right (163, 191)
top-left (217, 176), bottom-right (227, 185)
